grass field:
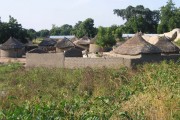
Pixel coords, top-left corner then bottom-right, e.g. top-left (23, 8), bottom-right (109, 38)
top-left (0, 61), bottom-right (179, 119)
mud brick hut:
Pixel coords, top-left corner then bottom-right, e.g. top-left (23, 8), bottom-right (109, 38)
top-left (154, 36), bottom-right (180, 54)
top-left (0, 37), bottom-right (24, 58)
top-left (73, 36), bottom-right (91, 50)
top-left (114, 33), bottom-right (161, 55)
top-left (55, 37), bottom-right (75, 52)
top-left (38, 38), bottom-right (57, 52)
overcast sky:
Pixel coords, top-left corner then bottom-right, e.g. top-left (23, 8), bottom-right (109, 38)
top-left (0, 0), bottom-right (179, 31)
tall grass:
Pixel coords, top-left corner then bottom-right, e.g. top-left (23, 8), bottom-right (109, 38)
top-left (0, 61), bottom-right (179, 119)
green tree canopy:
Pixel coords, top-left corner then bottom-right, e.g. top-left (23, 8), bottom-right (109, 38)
top-left (50, 24), bottom-right (73, 35)
top-left (37, 29), bottom-right (50, 38)
top-left (96, 27), bottom-right (116, 48)
top-left (73, 18), bottom-right (97, 38)
top-left (157, 0), bottom-right (180, 33)
top-left (60, 24), bottom-right (73, 35)
top-left (0, 16), bottom-right (29, 44)
top-left (114, 5), bottom-right (160, 33)
top-left (27, 29), bottom-right (37, 40)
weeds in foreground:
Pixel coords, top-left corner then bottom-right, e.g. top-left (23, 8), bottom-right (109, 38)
top-left (0, 61), bottom-right (179, 119)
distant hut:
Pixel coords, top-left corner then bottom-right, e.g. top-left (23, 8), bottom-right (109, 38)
top-left (38, 38), bottom-right (57, 52)
top-left (28, 48), bottom-right (48, 54)
top-left (0, 37), bottom-right (24, 58)
top-left (64, 48), bottom-right (83, 57)
top-left (154, 36), bottom-right (180, 54)
top-left (147, 32), bottom-right (177, 45)
top-left (114, 33), bottom-right (161, 55)
top-left (73, 36), bottom-right (91, 50)
top-left (55, 37), bottom-right (75, 52)
top-left (25, 39), bottom-right (38, 52)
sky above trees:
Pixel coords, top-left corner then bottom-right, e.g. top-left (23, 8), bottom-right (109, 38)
top-left (0, 0), bottom-right (179, 31)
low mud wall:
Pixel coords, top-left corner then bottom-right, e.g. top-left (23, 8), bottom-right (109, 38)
top-left (64, 57), bottom-right (131, 69)
top-left (26, 53), bottom-right (180, 69)
top-left (26, 53), bottom-right (64, 68)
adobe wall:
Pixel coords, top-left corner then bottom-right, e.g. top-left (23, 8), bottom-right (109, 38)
top-left (25, 52), bottom-right (180, 69)
top-left (64, 57), bottom-right (134, 69)
top-left (26, 53), bottom-right (64, 68)
top-left (0, 49), bottom-right (23, 58)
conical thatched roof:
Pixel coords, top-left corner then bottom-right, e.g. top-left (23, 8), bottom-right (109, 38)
top-left (114, 34), bottom-right (161, 55)
top-left (73, 36), bottom-right (91, 45)
top-left (38, 38), bottom-right (57, 46)
top-left (55, 37), bottom-right (75, 49)
top-left (64, 48), bottom-right (83, 57)
top-left (0, 37), bottom-right (24, 50)
top-left (155, 36), bottom-right (180, 53)
top-left (28, 48), bottom-right (48, 53)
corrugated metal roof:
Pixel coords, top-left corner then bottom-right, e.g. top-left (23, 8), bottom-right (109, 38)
top-left (50, 35), bottom-right (75, 39)
top-left (122, 34), bottom-right (159, 38)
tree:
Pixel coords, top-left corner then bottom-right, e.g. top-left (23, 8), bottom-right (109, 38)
top-left (114, 5), bottom-right (160, 33)
top-left (27, 29), bottom-right (37, 40)
top-left (50, 24), bottom-right (61, 35)
top-left (0, 16), bottom-right (29, 44)
top-left (110, 25), bottom-right (122, 41)
top-left (73, 18), bottom-right (97, 38)
top-left (96, 27), bottom-right (116, 48)
top-left (37, 29), bottom-right (50, 38)
top-left (60, 24), bottom-right (73, 35)
top-left (157, 0), bottom-right (180, 33)
top-left (50, 24), bottom-right (73, 35)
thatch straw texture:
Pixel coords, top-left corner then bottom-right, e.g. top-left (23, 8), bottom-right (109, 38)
top-left (155, 36), bottom-right (180, 53)
top-left (28, 48), bottom-right (48, 53)
top-left (0, 37), bottom-right (24, 50)
top-left (55, 37), bottom-right (75, 49)
top-left (114, 34), bottom-right (161, 55)
top-left (39, 39), bottom-right (57, 46)
top-left (73, 36), bottom-right (91, 45)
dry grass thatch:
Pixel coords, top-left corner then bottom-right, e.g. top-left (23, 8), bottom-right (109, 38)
top-left (74, 36), bottom-right (91, 45)
top-left (155, 36), bottom-right (180, 53)
top-left (114, 34), bottom-right (161, 55)
top-left (55, 37), bottom-right (75, 49)
top-left (38, 38), bottom-right (57, 46)
top-left (0, 37), bottom-right (24, 50)
top-left (28, 48), bottom-right (48, 53)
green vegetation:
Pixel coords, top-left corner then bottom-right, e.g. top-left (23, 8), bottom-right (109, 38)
top-left (114, 5), bottom-right (160, 33)
top-left (0, 61), bottom-right (179, 119)
top-left (0, 16), bottom-right (29, 44)
top-left (174, 39), bottom-right (180, 47)
top-left (72, 18), bottom-right (97, 38)
top-left (158, 0), bottom-right (180, 33)
top-left (96, 26), bottom-right (116, 47)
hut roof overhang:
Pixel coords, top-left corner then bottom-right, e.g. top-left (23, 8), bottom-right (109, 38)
top-left (155, 36), bottom-right (180, 53)
top-left (55, 37), bottom-right (75, 49)
top-left (0, 37), bottom-right (24, 50)
top-left (114, 34), bottom-right (161, 55)
top-left (38, 39), bottom-right (57, 46)
top-left (73, 36), bottom-right (91, 45)
top-left (28, 48), bottom-right (48, 53)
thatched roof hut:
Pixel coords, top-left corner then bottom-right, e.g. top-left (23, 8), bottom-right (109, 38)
top-left (55, 37), bottom-right (75, 49)
top-left (38, 38), bottom-right (57, 46)
top-left (0, 37), bottom-right (24, 58)
top-left (154, 36), bottom-right (180, 54)
top-left (0, 37), bottom-right (24, 50)
top-left (64, 48), bottom-right (83, 57)
top-left (73, 36), bottom-right (91, 45)
top-left (114, 34), bottom-right (161, 55)
top-left (28, 48), bottom-right (48, 53)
